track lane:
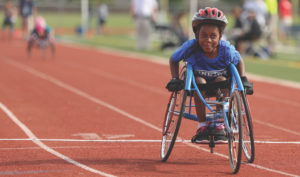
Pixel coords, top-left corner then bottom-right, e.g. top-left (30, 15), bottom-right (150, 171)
top-left (0, 40), bottom-right (299, 176)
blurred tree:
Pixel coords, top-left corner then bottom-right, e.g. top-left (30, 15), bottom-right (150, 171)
top-left (169, 0), bottom-right (186, 14)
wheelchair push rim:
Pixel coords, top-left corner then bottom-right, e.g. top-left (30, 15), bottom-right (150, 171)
top-left (160, 90), bottom-right (187, 162)
top-left (240, 92), bottom-right (255, 163)
top-left (228, 90), bottom-right (243, 174)
top-left (161, 66), bottom-right (187, 162)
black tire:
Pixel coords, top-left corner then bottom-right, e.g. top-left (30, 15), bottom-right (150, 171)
top-left (240, 92), bottom-right (255, 163)
top-left (228, 90), bottom-right (243, 174)
top-left (161, 66), bottom-right (187, 162)
top-left (160, 90), bottom-right (187, 162)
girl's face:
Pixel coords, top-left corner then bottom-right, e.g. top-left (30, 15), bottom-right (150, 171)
top-left (198, 24), bottom-right (221, 55)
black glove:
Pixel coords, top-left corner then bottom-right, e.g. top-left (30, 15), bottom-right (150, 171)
top-left (166, 78), bottom-right (185, 92)
top-left (241, 76), bottom-right (254, 95)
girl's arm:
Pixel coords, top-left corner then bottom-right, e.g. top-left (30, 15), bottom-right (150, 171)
top-left (236, 57), bottom-right (245, 77)
top-left (169, 57), bottom-right (180, 79)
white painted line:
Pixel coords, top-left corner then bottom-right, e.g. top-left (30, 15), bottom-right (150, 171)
top-left (2, 58), bottom-right (161, 133)
top-left (88, 68), bottom-right (168, 96)
top-left (247, 73), bottom-right (300, 90)
top-left (2, 58), bottom-right (299, 177)
top-left (0, 102), bottom-right (116, 177)
top-left (72, 133), bottom-right (102, 140)
top-left (254, 141), bottom-right (300, 144)
top-left (254, 92), bottom-right (300, 108)
top-left (102, 134), bottom-right (135, 139)
top-left (246, 163), bottom-right (300, 177)
top-left (0, 170), bottom-right (70, 175)
top-left (0, 138), bottom-right (162, 142)
top-left (254, 119), bottom-right (300, 136)
top-left (0, 146), bottom-right (96, 150)
top-left (0, 138), bottom-right (300, 144)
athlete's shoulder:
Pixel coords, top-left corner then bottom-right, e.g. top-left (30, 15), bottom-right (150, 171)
top-left (219, 40), bottom-right (241, 64)
top-left (45, 25), bottom-right (51, 32)
top-left (219, 40), bottom-right (239, 54)
top-left (183, 39), bottom-right (197, 47)
top-left (219, 40), bottom-right (232, 48)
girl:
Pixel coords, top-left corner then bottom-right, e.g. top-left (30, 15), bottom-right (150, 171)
top-left (27, 16), bottom-right (55, 58)
top-left (166, 7), bottom-right (253, 143)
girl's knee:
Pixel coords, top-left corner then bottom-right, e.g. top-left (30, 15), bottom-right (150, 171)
top-left (195, 77), bottom-right (206, 84)
top-left (214, 76), bottom-right (226, 82)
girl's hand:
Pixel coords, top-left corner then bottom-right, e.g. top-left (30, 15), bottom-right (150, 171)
top-left (241, 76), bottom-right (253, 95)
top-left (166, 78), bottom-right (185, 92)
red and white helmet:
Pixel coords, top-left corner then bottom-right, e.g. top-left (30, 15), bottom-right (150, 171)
top-left (192, 7), bottom-right (228, 37)
top-left (35, 16), bottom-right (46, 33)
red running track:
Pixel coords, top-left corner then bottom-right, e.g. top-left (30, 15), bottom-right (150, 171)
top-left (0, 39), bottom-right (299, 177)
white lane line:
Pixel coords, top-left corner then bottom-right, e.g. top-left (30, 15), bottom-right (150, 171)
top-left (0, 103), bottom-right (116, 177)
top-left (2, 58), bottom-right (299, 177)
top-left (254, 119), bottom-right (300, 136)
top-left (2, 58), bottom-right (160, 132)
top-left (0, 139), bottom-right (300, 144)
top-left (247, 73), bottom-right (300, 90)
top-left (254, 93), bottom-right (300, 108)
top-left (88, 68), bottom-right (168, 96)
top-left (0, 170), bottom-right (70, 175)
top-left (3, 57), bottom-right (299, 137)
top-left (0, 146), bottom-right (96, 150)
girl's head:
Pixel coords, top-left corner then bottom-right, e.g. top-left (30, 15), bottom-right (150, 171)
top-left (35, 16), bottom-right (46, 35)
top-left (192, 7), bottom-right (228, 54)
top-left (192, 7), bottom-right (228, 38)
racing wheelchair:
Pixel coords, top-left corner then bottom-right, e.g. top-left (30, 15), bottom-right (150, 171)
top-left (161, 62), bottom-right (254, 173)
top-left (27, 34), bottom-right (55, 59)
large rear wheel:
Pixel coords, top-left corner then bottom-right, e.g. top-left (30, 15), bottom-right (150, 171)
top-left (161, 90), bottom-right (187, 162)
top-left (161, 67), bottom-right (187, 162)
top-left (240, 91), bottom-right (255, 163)
top-left (228, 91), bottom-right (243, 173)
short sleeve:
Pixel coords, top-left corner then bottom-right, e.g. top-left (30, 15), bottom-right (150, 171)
top-left (171, 39), bottom-right (197, 62)
top-left (220, 40), bottom-right (241, 65)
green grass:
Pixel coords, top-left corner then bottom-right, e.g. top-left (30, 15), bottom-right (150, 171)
top-left (43, 13), bottom-right (82, 28)
top-left (244, 58), bottom-right (300, 82)
top-left (43, 12), bottom-right (135, 29)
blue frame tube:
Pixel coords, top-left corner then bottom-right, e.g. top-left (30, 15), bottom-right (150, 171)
top-left (230, 64), bottom-right (244, 91)
top-left (185, 63), bottom-right (214, 112)
top-left (182, 63), bottom-right (246, 135)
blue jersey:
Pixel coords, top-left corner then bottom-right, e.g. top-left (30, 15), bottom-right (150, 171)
top-left (171, 39), bottom-right (241, 80)
top-left (19, 0), bottom-right (35, 17)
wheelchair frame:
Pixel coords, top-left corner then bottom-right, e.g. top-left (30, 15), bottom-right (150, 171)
top-left (161, 62), bottom-right (255, 174)
top-left (28, 34), bottom-right (55, 59)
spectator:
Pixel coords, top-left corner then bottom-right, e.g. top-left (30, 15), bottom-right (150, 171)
top-left (130, 0), bottom-right (158, 51)
top-left (170, 12), bottom-right (188, 46)
top-left (278, 0), bottom-right (292, 41)
top-left (97, 2), bottom-right (108, 35)
top-left (228, 6), bottom-right (243, 40)
top-left (19, 0), bottom-right (36, 38)
top-left (242, 0), bottom-right (268, 28)
top-left (265, 0), bottom-right (278, 56)
top-left (233, 0), bottom-right (270, 58)
top-left (234, 10), bottom-right (262, 54)
top-left (160, 12), bottom-right (188, 50)
top-left (1, 0), bottom-right (17, 40)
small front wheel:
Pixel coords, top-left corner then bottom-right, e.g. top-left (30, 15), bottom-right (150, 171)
top-left (228, 90), bottom-right (243, 173)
